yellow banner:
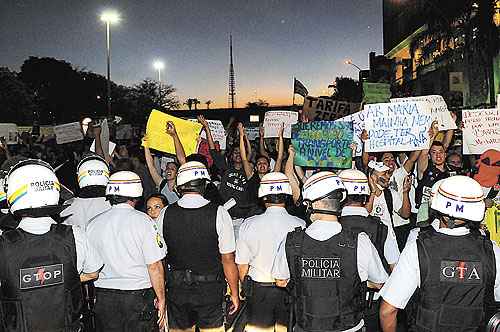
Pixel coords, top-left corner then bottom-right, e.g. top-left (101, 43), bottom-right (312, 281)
top-left (142, 110), bottom-right (202, 155)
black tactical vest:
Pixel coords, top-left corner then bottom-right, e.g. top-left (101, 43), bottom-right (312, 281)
top-left (416, 163), bottom-right (451, 208)
top-left (415, 230), bottom-right (496, 331)
top-left (0, 224), bottom-right (82, 332)
top-left (285, 227), bottom-right (364, 331)
top-left (163, 202), bottom-right (222, 275)
top-left (340, 214), bottom-right (391, 273)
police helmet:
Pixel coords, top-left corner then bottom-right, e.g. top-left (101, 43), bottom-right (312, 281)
top-left (106, 171), bottom-right (143, 198)
top-left (338, 169), bottom-right (370, 196)
top-left (77, 155), bottom-right (110, 188)
top-left (431, 176), bottom-right (485, 224)
top-left (302, 171), bottom-right (346, 216)
top-left (176, 161), bottom-right (210, 195)
top-left (6, 159), bottom-right (63, 217)
top-left (258, 172), bottom-right (292, 198)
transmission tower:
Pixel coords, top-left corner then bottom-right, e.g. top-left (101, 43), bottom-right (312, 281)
top-left (228, 34), bottom-right (236, 110)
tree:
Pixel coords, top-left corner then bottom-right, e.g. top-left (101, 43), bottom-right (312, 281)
top-left (330, 77), bottom-right (363, 102)
top-left (205, 100), bottom-right (212, 109)
top-left (184, 98), bottom-right (194, 110)
top-left (0, 67), bottom-right (35, 124)
top-left (192, 98), bottom-right (201, 110)
top-left (246, 99), bottom-right (269, 109)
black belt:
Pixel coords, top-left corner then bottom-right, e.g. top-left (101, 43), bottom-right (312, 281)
top-left (251, 280), bottom-right (277, 287)
top-left (171, 270), bottom-right (223, 283)
top-left (96, 287), bottom-right (152, 295)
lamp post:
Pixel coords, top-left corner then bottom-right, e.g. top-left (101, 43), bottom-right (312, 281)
top-left (153, 61), bottom-right (165, 83)
top-left (344, 59), bottom-right (362, 71)
top-left (100, 10), bottom-right (120, 117)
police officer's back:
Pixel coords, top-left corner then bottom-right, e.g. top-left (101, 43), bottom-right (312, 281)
top-left (380, 176), bottom-right (500, 331)
top-left (236, 172), bottom-right (305, 331)
top-left (272, 172), bottom-right (388, 332)
top-left (0, 159), bottom-right (102, 332)
top-left (162, 161), bottom-right (240, 332)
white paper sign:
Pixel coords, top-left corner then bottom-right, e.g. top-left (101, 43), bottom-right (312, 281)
top-left (246, 127), bottom-right (260, 141)
top-left (0, 123), bottom-right (18, 145)
top-left (335, 110), bottom-right (367, 157)
top-left (391, 95), bottom-right (456, 130)
top-left (263, 111), bottom-right (298, 138)
top-left (189, 119), bottom-right (227, 150)
top-left (54, 122), bottom-right (84, 144)
top-left (497, 94), bottom-right (500, 109)
top-left (462, 108), bottom-right (500, 155)
top-left (90, 140), bottom-right (117, 157)
top-left (364, 101), bottom-right (432, 152)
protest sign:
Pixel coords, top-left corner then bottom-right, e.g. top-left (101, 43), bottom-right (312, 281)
top-left (291, 121), bottom-right (353, 168)
top-left (462, 108), bottom-right (500, 155)
top-left (364, 101), bottom-right (432, 152)
top-left (90, 140), bottom-right (117, 157)
top-left (302, 96), bottom-right (361, 121)
top-left (246, 127), bottom-right (260, 141)
top-left (335, 110), bottom-right (367, 157)
top-left (188, 119), bottom-right (227, 150)
top-left (0, 123), bottom-right (18, 144)
top-left (143, 110), bottom-right (202, 155)
top-left (263, 111), bottom-right (298, 138)
top-left (363, 83), bottom-right (391, 104)
top-left (497, 94), bottom-right (499, 109)
top-left (115, 124), bottom-right (133, 140)
top-left (53, 122), bottom-right (83, 144)
top-left (391, 95), bottom-right (456, 130)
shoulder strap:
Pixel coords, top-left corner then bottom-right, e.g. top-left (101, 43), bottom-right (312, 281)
top-left (1, 229), bottom-right (23, 244)
top-left (285, 227), bottom-right (305, 282)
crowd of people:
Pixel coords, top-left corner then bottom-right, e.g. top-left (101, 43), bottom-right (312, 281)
top-left (0, 110), bottom-right (499, 332)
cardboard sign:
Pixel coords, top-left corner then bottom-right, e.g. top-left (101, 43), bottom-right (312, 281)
top-left (303, 96), bottom-right (361, 121)
top-left (143, 110), bottom-right (202, 155)
top-left (0, 123), bottom-right (18, 145)
top-left (115, 124), bottom-right (133, 140)
top-left (53, 122), bottom-right (84, 145)
top-left (90, 140), bottom-right (117, 157)
top-left (391, 95), bottom-right (457, 130)
top-left (263, 111), bottom-right (298, 138)
top-left (201, 120), bottom-right (226, 150)
top-left (291, 121), bottom-right (353, 168)
top-left (335, 110), bottom-right (367, 157)
top-left (462, 108), bottom-right (500, 155)
top-left (364, 101), bottom-right (432, 152)
top-left (363, 83), bottom-right (391, 104)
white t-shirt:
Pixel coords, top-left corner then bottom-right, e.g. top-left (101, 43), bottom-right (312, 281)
top-left (158, 194), bottom-right (236, 254)
top-left (380, 227), bottom-right (500, 309)
top-left (61, 197), bottom-right (111, 230)
top-left (87, 204), bottom-right (166, 290)
top-left (236, 206), bottom-right (305, 282)
top-left (17, 217), bottom-right (103, 274)
top-left (272, 220), bottom-right (389, 332)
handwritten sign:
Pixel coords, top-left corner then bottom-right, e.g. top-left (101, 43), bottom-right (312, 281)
top-left (143, 110), bottom-right (202, 155)
top-left (292, 121), bottom-right (353, 168)
top-left (263, 111), bottom-right (298, 138)
top-left (303, 96), bottom-right (361, 121)
top-left (462, 108), bottom-right (500, 155)
top-left (391, 95), bottom-right (456, 130)
top-left (335, 110), bottom-right (367, 157)
top-left (202, 120), bottom-right (226, 150)
top-left (363, 83), bottom-right (391, 104)
top-left (364, 101), bottom-right (432, 152)
top-left (246, 127), bottom-right (260, 141)
top-left (53, 122), bottom-right (84, 145)
top-left (0, 123), bottom-right (18, 145)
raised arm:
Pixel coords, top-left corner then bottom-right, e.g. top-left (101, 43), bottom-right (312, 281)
top-left (398, 175), bottom-right (412, 219)
top-left (259, 126), bottom-right (270, 159)
top-left (417, 121), bottom-right (438, 180)
top-left (143, 136), bottom-right (163, 187)
top-left (273, 124), bottom-right (284, 172)
top-left (285, 145), bottom-right (301, 204)
top-left (361, 130), bottom-right (369, 170)
top-left (198, 115), bottom-right (216, 150)
top-left (166, 121), bottom-right (186, 165)
top-left (402, 150), bottom-right (422, 174)
top-left (238, 123), bottom-right (254, 179)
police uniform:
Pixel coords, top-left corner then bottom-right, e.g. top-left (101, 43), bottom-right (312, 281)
top-left (236, 206), bottom-right (305, 331)
top-left (61, 196), bottom-right (111, 229)
top-left (87, 171), bottom-right (166, 332)
top-left (163, 193), bottom-right (235, 331)
top-left (272, 220), bottom-right (387, 331)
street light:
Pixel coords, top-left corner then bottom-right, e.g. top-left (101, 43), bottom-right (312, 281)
top-left (153, 61), bottom-right (165, 82)
top-left (344, 59), bottom-right (362, 71)
top-left (100, 10), bottom-right (120, 117)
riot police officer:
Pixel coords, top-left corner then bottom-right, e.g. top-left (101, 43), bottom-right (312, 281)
top-left (87, 171), bottom-right (166, 331)
top-left (236, 172), bottom-right (305, 332)
top-left (272, 171), bottom-right (388, 332)
top-left (162, 161), bottom-right (240, 332)
top-left (380, 175), bottom-right (500, 331)
top-left (0, 159), bottom-right (103, 331)
top-left (61, 155), bottom-right (111, 230)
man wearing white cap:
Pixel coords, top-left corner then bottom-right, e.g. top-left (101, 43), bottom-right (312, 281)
top-left (162, 161), bottom-right (239, 332)
top-left (87, 171), bottom-right (166, 331)
top-left (236, 172), bottom-right (305, 332)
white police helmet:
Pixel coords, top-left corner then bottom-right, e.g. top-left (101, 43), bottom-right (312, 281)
top-left (302, 171), bottom-right (346, 203)
top-left (77, 155), bottom-right (110, 188)
top-left (429, 179), bottom-right (445, 206)
top-left (6, 159), bottom-right (61, 215)
top-left (431, 175), bottom-right (485, 222)
top-left (176, 161), bottom-right (211, 187)
top-left (106, 171), bottom-right (143, 198)
top-left (338, 169), bottom-right (370, 196)
top-left (258, 172), bottom-right (292, 198)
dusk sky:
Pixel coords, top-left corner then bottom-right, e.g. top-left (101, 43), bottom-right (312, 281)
top-left (1, 0), bottom-right (383, 109)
